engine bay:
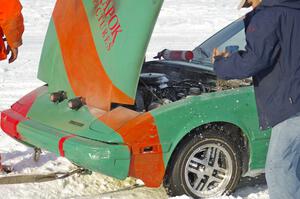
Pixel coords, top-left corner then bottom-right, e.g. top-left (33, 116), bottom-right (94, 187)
top-left (130, 61), bottom-right (252, 112)
top-left (112, 61), bottom-right (252, 112)
top-left (133, 61), bottom-right (217, 112)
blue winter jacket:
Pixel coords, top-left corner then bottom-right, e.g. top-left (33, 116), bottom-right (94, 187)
top-left (214, 0), bottom-right (300, 130)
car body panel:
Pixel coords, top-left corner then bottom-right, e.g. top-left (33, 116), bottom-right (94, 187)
top-left (3, 108), bottom-right (131, 179)
top-left (19, 119), bottom-right (131, 179)
top-left (151, 85), bottom-right (271, 170)
top-left (38, 20), bottom-right (76, 99)
top-left (1, 84), bottom-right (270, 185)
top-left (26, 91), bottom-right (124, 143)
top-left (1, 86), bottom-right (166, 186)
top-left (38, 0), bottom-right (164, 110)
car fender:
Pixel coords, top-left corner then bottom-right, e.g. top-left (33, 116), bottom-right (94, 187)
top-left (150, 86), bottom-right (258, 166)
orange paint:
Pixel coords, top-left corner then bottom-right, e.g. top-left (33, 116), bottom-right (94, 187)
top-left (117, 113), bottom-right (165, 187)
top-left (52, 0), bottom-right (134, 111)
top-left (0, 31), bottom-right (6, 60)
top-left (90, 106), bottom-right (165, 187)
top-left (98, 107), bottom-right (141, 130)
top-left (99, 109), bottom-right (165, 187)
top-left (0, 0), bottom-right (24, 60)
top-left (52, 0), bottom-right (165, 187)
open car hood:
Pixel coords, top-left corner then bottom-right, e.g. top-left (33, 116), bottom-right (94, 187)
top-left (38, 0), bottom-right (164, 111)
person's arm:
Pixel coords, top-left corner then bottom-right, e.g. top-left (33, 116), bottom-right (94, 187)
top-left (0, 0), bottom-right (24, 63)
top-left (213, 9), bottom-right (280, 80)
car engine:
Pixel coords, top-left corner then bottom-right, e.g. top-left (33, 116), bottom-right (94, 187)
top-left (114, 61), bottom-right (251, 112)
top-left (135, 72), bottom-right (213, 111)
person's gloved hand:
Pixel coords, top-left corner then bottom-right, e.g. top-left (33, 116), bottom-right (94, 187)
top-left (6, 45), bottom-right (19, 64)
top-left (211, 48), bottom-right (230, 64)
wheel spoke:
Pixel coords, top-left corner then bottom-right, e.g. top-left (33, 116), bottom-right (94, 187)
top-left (193, 177), bottom-right (202, 190)
top-left (212, 148), bottom-right (221, 167)
top-left (215, 166), bottom-right (227, 175)
top-left (188, 165), bottom-right (206, 179)
top-left (197, 176), bottom-right (210, 191)
top-left (191, 157), bottom-right (207, 166)
top-left (184, 142), bottom-right (234, 198)
top-left (211, 148), bottom-right (228, 176)
top-left (204, 175), bottom-right (223, 191)
top-left (211, 175), bottom-right (224, 184)
top-left (187, 166), bottom-right (199, 174)
top-left (206, 147), bottom-right (213, 163)
top-left (207, 147), bottom-right (220, 167)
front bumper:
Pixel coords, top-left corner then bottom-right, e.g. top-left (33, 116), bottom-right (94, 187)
top-left (1, 109), bottom-right (130, 180)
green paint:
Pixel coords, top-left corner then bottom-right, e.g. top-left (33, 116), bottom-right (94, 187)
top-left (18, 119), bottom-right (130, 179)
top-left (39, 0), bottom-right (164, 103)
top-left (15, 83), bottom-right (270, 181)
top-left (38, 20), bottom-right (75, 99)
top-left (151, 86), bottom-right (271, 171)
top-left (83, 0), bottom-right (164, 99)
top-left (63, 136), bottom-right (130, 179)
top-left (36, 20), bottom-right (125, 143)
top-left (26, 92), bottom-right (124, 143)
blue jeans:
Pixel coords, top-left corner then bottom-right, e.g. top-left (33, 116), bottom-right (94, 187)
top-left (266, 113), bottom-right (300, 199)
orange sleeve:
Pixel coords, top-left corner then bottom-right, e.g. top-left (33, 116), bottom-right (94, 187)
top-left (0, 0), bottom-right (24, 48)
top-left (0, 27), bottom-right (6, 60)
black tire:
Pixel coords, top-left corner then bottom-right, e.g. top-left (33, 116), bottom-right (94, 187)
top-left (164, 128), bottom-right (242, 199)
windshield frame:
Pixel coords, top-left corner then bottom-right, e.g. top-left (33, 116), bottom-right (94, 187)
top-left (192, 17), bottom-right (245, 66)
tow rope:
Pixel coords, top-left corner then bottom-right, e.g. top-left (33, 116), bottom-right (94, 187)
top-left (0, 166), bottom-right (147, 197)
top-left (0, 167), bottom-right (90, 185)
top-left (69, 184), bottom-right (146, 199)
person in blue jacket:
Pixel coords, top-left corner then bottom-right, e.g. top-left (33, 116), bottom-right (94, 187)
top-left (213, 0), bottom-right (300, 198)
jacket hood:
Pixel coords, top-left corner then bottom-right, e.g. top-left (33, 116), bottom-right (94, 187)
top-left (38, 0), bottom-right (164, 111)
top-left (262, 0), bottom-right (300, 9)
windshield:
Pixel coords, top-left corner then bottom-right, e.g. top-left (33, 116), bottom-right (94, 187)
top-left (192, 18), bottom-right (246, 66)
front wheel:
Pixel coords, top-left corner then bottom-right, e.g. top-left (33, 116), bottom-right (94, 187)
top-left (164, 129), bottom-right (242, 198)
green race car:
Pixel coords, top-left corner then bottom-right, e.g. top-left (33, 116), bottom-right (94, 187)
top-left (0, 0), bottom-right (270, 198)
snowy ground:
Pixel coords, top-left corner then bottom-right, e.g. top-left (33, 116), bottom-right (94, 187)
top-left (0, 0), bottom-right (269, 198)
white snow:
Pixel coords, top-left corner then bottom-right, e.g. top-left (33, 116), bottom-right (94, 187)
top-left (0, 0), bottom-right (269, 198)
